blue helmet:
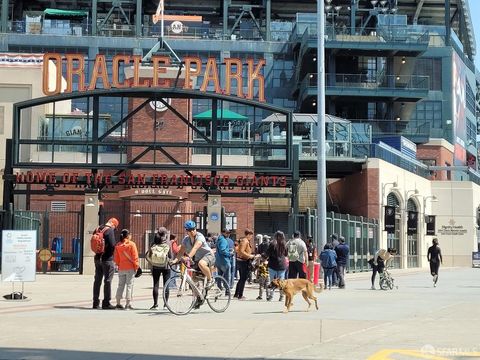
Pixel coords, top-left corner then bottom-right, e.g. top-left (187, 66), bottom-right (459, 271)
top-left (184, 220), bottom-right (196, 231)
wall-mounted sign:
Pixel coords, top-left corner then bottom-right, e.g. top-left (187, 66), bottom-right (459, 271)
top-left (384, 206), bottom-right (396, 234)
top-left (1, 230), bottom-right (37, 282)
top-left (42, 54), bottom-right (266, 102)
top-left (170, 21), bottom-right (187, 34)
top-left (13, 171), bottom-right (288, 188)
top-left (426, 215), bottom-right (436, 236)
top-left (437, 224), bottom-right (468, 236)
top-left (149, 98), bottom-right (171, 112)
top-left (407, 211), bottom-right (418, 235)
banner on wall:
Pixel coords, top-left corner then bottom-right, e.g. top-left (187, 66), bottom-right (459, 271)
top-left (384, 206), bottom-right (396, 234)
top-left (452, 52), bottom-right (466, 167)
top-left (407, 211), bottom-right (418, 235)
top-left (425, 215), bottom-right (436, 236)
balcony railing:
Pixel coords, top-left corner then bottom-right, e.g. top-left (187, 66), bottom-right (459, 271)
top-left (300, 73), bottom-right (429, 97)
top-left (292, 23), bottom-right (429, 45)
top-left (6, 20), bottom-right (292, 41)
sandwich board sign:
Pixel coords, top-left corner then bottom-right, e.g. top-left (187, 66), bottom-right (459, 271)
top-left (1, 230), bottom-right (37, 282)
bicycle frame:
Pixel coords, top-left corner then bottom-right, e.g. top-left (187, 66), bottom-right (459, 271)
top-left (178, 262), bottom-right (205, 299)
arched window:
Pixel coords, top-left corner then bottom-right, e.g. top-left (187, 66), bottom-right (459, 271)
top-left (386, 192), bottom-right (400, 268)
top-left (407, 198), bottom-right (419, 268)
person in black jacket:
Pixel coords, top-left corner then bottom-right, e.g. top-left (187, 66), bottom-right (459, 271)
top-left (334, 236), bottom-right (349, 289)
top-left (427, 238), bottom-right (443, 287)
top-left (92, 217), bottom-right (119, 310)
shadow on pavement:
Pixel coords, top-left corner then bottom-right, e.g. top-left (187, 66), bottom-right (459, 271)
top-left (0, 348), bottom-right (299, 360)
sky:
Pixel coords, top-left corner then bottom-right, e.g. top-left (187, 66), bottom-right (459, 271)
top-left (469, 0), bottom-right (480, 70)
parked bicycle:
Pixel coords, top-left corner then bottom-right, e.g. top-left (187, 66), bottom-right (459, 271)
top-left (163, 259), bottom-right (231, 315)
top-left (379, 267), bottom-right (397, 290)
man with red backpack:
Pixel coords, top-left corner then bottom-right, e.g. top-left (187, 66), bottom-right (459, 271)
top-left (92, 218), bottom-right (119, 310)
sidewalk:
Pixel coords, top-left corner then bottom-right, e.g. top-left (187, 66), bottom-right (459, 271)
top-left (0, 267), bottom-right (478, 360)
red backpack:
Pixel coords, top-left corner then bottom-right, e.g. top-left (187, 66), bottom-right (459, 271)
top-left (90, 226), bottom-right (110, 254)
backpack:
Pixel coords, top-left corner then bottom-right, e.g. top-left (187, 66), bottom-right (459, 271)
top-left (90, 226), bottom-right (110, 254)
top-left (149, 243), bottom-right (170, 268)
top-left (287, 241), bottom-right (300, 262)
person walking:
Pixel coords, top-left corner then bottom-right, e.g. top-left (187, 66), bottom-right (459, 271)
top-left (306, 236), bottom-right (317, 282)
top-left (369, 248), bottom-right (396, 290)
top-left (319, 243), bottom-right (337, 290)
top-left (92, 217), bottom-right (119, 310)
top-left (234, 229), bottom-right (255, 300)
top-left (266, 230), bottom-right (288, 301)
top-left (145, 227), bottom-right (172, 309)
top-left (286, 230), bottom-right (308, 279)
top-left (113, 229), bottom-right (139, 310)
top-left (330, 234), bottom-right (340, 286)
top-left (427, 238), bottom-right (443, 287)
top-left (227, 235), bottom-right (236, 289)
top-left (215, 228), bottom-right (232, 292)
top-left (334, 236), bottom-right (349, 289)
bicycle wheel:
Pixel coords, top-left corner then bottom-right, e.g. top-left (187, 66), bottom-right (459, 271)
top-left (163, 275), bottom-right (196, 315)
top-left (206, 275), bottom-right (231, 313)
top-left (379, 277), bottom-right (390, 290)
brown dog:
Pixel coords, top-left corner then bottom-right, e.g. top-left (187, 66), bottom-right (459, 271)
top-left (270, 278), bottom-right (322, 313)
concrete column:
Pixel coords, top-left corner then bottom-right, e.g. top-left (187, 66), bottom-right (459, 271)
top-left (223, 0), bottom-right (229, 39)
top-left (92, 0), bottom-right (98, 36)
top-left (135, 0), bottom-right (142, 37)
top-left (265, 0), bottom-right (271, 41)
top-left (82, 193), bottom-right (99, 275)
top-left (1, 0), bottom-right (8, 33)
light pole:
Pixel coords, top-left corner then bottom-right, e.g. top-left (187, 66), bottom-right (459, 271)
top-left (423, 195), bottom-right (438, 214)
top-left (317, 0), bottom-right (327, 253)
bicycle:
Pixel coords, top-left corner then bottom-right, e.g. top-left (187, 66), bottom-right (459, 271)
top-left (162, 258), bottom-right (231, 315)
top-left (379, 267), bottom-right (397, 290)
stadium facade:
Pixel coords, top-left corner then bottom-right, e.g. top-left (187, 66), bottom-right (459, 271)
top-left (0, 0), bottom-right (479, 272)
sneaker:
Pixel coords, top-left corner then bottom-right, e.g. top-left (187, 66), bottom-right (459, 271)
top-left (150, 304), bottom-right (158, 310)
top-left (115, 304), bottom-right (124, 310)
top-left (266, 296), bottom-right (272, 301)
top-left (370, 285), bottom-right (376, 290)
top-left (92, 303), bottom-right (100, 310)
top-left (256, 296), bottom-right (262, 300)
top-left (238, 296), bottom-right (247, 300)
top-left (205, 280), bottom-right (215, 290)
top-left (125, 304), bottom-right (134, 310)
top-left (102, 304), bottom-right (116, 310)
top-left (434, 283), bottom-right (437, 288)
top-left (193, 297), bottom-right (202, 309)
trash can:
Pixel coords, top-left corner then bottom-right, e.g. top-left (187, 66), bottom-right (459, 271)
top-left (313, 262), bottom-right (320, 286)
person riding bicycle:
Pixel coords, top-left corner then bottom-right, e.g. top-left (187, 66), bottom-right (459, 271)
top-left (171, 220), bottom-right (216, 291)
top-left (368, 247), bottom-right (396, 290)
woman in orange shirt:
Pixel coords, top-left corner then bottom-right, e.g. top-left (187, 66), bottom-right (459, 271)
top-left (234, 228), bottom-right (255, 300)
top-left (114, 229), bottom-right (139, 310)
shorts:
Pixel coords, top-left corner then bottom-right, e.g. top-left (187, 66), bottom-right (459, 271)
top-left (199, 252), bottom-right (215, 267)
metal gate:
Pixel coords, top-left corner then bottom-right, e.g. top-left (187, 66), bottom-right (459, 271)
top-left (16, 210), bottom-right (82, 273)
top-left (103, 209), bottom-right (196, 270)
top-left (295, 208), bottom-right (379, 273)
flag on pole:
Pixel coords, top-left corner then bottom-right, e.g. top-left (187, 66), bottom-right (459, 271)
top-left (153, 0), bottom-right (164, 24)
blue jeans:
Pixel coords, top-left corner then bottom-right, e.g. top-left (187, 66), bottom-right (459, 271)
top-left (323, 267), bottom-right (334, 288)
top-left (217, 261), bottom-right (231, 292)
top-left (268, 268), bottom-right (286, 300)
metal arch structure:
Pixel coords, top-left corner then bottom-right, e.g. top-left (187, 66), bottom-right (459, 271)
top-left (5, 88), bottom-right (297, 211)
top-left (11, 88), bottom-right (293, 173)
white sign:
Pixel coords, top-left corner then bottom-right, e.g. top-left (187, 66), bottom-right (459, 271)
top-left (1, 230), bottom-right (37, 282)
top-left (149, 98), bottom-right (171, 112)
top-left (170, 21), bottom-right (187, 34)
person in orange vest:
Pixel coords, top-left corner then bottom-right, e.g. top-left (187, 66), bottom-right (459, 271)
top-left (114, 229), bottom-right (139, 310)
